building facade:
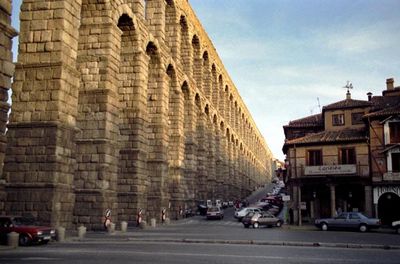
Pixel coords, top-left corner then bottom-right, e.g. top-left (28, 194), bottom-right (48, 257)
top-left (2, 0), bottom-right (274, 230)
top-left (283, 80), bottom-right (400, 225)
top-left (283, 90), bottom-right (372, 224)
top-left (367, 78), bottom-right (400, 225)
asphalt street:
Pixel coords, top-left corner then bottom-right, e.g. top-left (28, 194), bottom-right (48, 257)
top-left (1, 240), bottom-right (400, 264)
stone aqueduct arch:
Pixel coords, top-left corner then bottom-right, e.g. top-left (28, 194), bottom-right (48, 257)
top-left (3, 0), bottom-right (273, 229)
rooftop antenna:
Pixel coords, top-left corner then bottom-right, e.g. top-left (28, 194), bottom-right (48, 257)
top-left (317, 97), bottom-right (321, 112)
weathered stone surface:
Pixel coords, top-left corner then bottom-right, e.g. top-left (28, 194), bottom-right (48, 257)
top-left (2, 0), bottom-right (273, 229)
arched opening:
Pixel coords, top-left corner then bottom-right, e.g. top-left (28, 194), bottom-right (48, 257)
top-left (180, 16), bottom-right (190, 76)
top-left (202, 52), bottom-right (211, 99)
top-left (165, 0), bottom-right (178, 59)
top-left (192, 35), bottom-right (202, 90)
top-left (146, 41), bottom-right (165, 218)
top-left (378, 192), bottom-right (400, 225)
top-left (117, 13), bottom-right (141, 223)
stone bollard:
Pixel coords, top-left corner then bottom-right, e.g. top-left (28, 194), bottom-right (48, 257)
top-left (150, 218), bottom-right (156, 228)
top-left (56, 227), bottom-right (66, 242)
top-left (139, 220), bottom-right (147, 229)
top-left (78, 226), bottom-right (86, 240)
top-left (7, 232), bottom-right (19, 248)
top-left (107, 222), bottom-right (116, 234)
top-left (120, 221), bottom-right (128, 233)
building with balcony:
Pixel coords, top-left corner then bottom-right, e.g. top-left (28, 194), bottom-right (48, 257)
top-left (366, 78), bottom-right (400, 225)
top-left (283, 89), bottom-right (372, 225)
top-left (283, 79), bottom-right (400, 225)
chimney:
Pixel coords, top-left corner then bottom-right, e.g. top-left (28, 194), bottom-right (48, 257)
top-left (367, 92), bottom-right (372, 101)
top-left (386, 78), bottom-right (394, 90)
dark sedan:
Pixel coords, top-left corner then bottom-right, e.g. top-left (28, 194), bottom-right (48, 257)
top-left (315, 212), bottom-right (381, 232)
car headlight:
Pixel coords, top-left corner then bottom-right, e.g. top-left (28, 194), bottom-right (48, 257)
top-left (50, 230), bottom-right (55, 235)
top-left (37, 231), bottom-right (43, 235)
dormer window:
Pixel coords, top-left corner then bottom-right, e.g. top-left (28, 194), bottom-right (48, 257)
top-left (332, 114), bottom-right (345, 126)
top-left (351, 112), bottom-right (364, 125)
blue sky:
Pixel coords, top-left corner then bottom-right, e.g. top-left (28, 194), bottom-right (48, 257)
top-left (11, 0), bottom-right (400, 160)
top-left (190, 0), bottom-right (400, 160)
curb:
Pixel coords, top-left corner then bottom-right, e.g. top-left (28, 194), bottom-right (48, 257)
top-left (67, 236), bottom-right (400, 250)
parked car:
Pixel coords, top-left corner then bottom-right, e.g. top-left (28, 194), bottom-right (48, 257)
top-left (241, 211), bottom-right (258, 228)
top-left (243, 211), bottom-right (283, 228)
top-left (206, 206), bottom-right (224, 220)
top-left (0, 216), bottom-right (55, 246)
top-left (315, 212), bottom-right (381, 232)
top-left (392, 220), bottom-right (400, 234)
top-left (234, 207), bottom-right (262, 222)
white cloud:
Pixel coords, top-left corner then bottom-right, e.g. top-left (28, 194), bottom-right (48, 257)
top-left (313, 20), bottom-right (400, 55)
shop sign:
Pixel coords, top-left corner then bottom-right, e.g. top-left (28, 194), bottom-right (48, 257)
top-left (373, 186), bottom-right (400, 204)
top-left (304, 164), bottom-right (356, 175)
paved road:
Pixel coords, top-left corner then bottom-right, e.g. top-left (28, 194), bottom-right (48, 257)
top-left (1, 240), bottom-right (400, 264)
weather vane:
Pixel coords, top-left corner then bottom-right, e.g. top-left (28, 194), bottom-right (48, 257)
top-left (343, 81), bottom-right (353, 93)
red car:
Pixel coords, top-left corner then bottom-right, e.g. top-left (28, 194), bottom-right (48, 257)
top-left (0, 216), bottom-right (56, 246)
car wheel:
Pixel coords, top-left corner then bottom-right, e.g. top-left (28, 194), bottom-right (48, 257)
top-left (276, 220), bottom-right (282, 227)
top-left (321, 223), bottom-right (328, 231)
top-left (253, 222), bottom-right (259, 229)
top-left (396, 227), bottom-right (400, 234)
top-left (19, 234), bottom-right (31, 246)
top-left (359, 224), bottom-right (368, 232)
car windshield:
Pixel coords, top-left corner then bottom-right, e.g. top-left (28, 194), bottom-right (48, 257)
top-left (13, 217), bottom-right (36, 226)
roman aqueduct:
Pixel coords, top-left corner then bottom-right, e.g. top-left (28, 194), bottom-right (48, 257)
top-left (0, 0), bottom-right (273, 229)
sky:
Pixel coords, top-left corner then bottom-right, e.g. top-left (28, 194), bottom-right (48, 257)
top-left (11, 0), bottom-right (400, 161)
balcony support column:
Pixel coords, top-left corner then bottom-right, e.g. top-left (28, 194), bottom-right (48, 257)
top-left (330, 184), bottom-right (336, 217)
top-left (364, 186), bottom-right (373, 217)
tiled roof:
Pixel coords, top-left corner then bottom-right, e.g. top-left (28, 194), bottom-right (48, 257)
top-left (323, 98), bottom-right (372, 111)
top-left (284, 114), bottom-right (323, 128)
top-left (364, 105), bottom-right (400, 118)
top-left (284, 128), bottom-right (367, 146)
top-left (364, 95), bottom-right (400, 118)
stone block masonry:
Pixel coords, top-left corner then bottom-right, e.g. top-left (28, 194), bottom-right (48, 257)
top-left (0, 0), bottom-right (17, 215)
top-left (4, 0), bottom-right (274, 229)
